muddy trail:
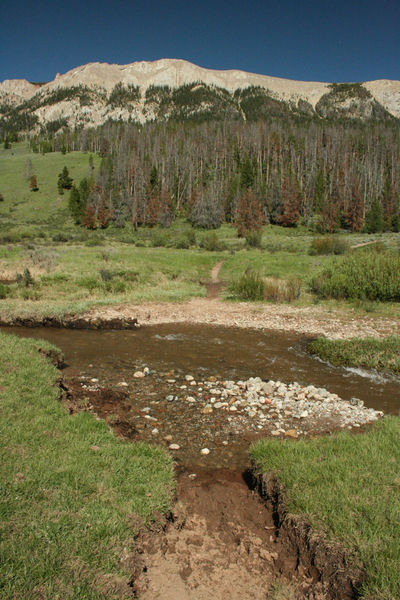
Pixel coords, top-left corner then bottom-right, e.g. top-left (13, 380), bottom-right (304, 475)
top-left (134, 470), bottom-right (315, 600)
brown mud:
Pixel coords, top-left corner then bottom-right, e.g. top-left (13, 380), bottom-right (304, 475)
top-left (132, 469), bottom-right (362, 600)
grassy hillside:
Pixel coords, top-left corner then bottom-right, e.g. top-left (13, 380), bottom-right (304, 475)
top-left (0, 143), bottom-right (100, 232)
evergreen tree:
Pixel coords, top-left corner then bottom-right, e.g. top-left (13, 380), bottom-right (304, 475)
top-left (57, 166), bottom-right (73, 194)
top-left (364, 198), bottom-right (384, 233)
top-left (68, 186), bottom-right (83, 224)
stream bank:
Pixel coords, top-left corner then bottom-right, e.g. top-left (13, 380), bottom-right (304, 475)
top-left (3, 323), bottom-right (399, 598)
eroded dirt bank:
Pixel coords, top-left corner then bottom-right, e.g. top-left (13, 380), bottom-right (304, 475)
top-left (133, 470), bottom-right (318, 600)
top-left (132, 469), bottom-right (363, 600)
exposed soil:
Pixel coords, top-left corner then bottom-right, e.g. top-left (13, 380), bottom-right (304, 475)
top-left (133, 469), bottom-right (323, 600)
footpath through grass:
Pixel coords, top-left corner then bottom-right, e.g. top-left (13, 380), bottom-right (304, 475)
top-left (308, 336), bottom-right (400, 375)
top-left (251, 418), bottom-right (400, 599)
top-left (0, 332), bottom-right (174, 600)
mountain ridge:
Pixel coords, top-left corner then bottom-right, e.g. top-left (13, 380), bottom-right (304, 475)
top-left (1, 59), bottom-right (400, 134)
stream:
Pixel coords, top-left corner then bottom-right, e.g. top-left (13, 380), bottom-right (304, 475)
top-left (3, 324), bottom-right (399, 470)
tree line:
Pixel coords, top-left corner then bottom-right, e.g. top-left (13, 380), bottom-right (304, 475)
top-left (36, 117), bottom-right (400, 233)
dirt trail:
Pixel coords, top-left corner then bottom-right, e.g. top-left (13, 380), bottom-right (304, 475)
top-left (134, 470), bottom-right (313, 600)
top-left (206, 260), bottom-right (224, 299)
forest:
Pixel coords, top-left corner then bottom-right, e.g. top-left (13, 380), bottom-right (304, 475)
top-left (24, 115), bottom-right (400, 235)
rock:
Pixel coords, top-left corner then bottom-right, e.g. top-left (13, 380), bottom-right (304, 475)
top-left (143, 367), bottom-right (150, 375)
top-left (151, 428), bottom-right (159, 435)
top-left (90, 378), bottom-right (99, 383)
top-left (169, 443), bottom-right (180, 450)
top-left (166, 394), bottom-right (174, 402)
top-left (90, 445), bottom-right (100, 451)
top-left (164, 435), bottom-right (173, 442)
top-left (186, 396), bottom-right (196, 403)
top-left (167, 378), bottom-right (176, 383)
top-left (200, 447), bottom-right (210, 455)
top-left (299, 411), bottom-right (308, 418)
top-left (185, 375), bottom-right (194, 381)
top-left (134, 371), bottom-right (145, 378)
top-left (285, 429), bottom-right (298, 438)
top-left (260, 382), bottom-right (273, 394)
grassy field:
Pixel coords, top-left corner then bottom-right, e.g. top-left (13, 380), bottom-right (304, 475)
top-left (308, 336), bottom-right (400, 374)
top-left (1, 143), bottom-right (400, 322)
top-left (251, 417), bottom-right (400, 600)
top-left (0, 332), bottom-right (174, 600)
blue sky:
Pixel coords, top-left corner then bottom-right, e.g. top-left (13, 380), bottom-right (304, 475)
top-left (1, 0), bottom-right (399, 83)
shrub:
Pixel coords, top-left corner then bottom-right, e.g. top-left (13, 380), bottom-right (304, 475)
top-left (16, 268), bottom-right (35, 287)
top-left (245, 230), bottom-right (262, 248)
top-left (186, 229), bottom-right (197, 246)
top-left (52, 233), bottom-right (70, 243)
top-left (174, 237), bottom-right (190, 249)
top-left (264, 277), bottom-right (302, 302)
top-left (200, 232), bottom-right (226, 252)
top-left (20, 289), bottom-right (40, 301)
top-left (76, 276), bottom-right (100, 293)
top-left (229, 270), bottom-right (265, 301)
top-left (0, 283), bottom-right (10, 299)
top-left (309, 236), bottom-right (349, 255)
top-left (311, 249), bottom-right (400, 301)
top-left (85, 236), bottom-right (104, 247)
top-left (151, 232), bottom-right (170, 247)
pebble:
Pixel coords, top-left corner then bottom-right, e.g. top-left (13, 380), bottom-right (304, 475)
top-left (117, 381), bottom-right (128, 387)
top-left (151, 428), bottom-right (159, 435)
top-left (134, 371), bottom-right (145, 378)
top-left (169, 443), bottom-right (180, 450)
top-left (200, 448), bottom-right (210, 455)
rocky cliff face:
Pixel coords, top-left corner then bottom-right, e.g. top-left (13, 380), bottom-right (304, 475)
top-left (1, 59), bottom-right (399, 133)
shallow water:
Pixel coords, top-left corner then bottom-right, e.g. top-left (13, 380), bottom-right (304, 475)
top-left (3, 323), bottom-right (399, 414)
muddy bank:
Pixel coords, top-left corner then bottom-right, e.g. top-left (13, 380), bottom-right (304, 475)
top-left (132, 470), bottom-right (321, 600)
top-left (132, 468), bottom-right (364, 600)
top-left (0, 315), bottom-right (139, 329)
top-left (250, 471), bottom-right (365, 600)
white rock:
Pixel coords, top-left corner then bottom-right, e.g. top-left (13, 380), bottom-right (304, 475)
top-left (169, 443), bottom-right (180, 450)
top-left (134, 371), bottom-right (145, 378)
top-left (200, 448), bottom-right (210, 455)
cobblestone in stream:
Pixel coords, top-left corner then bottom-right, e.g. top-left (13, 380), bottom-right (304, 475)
top-left (67, 365), bottom-right (384, 470)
